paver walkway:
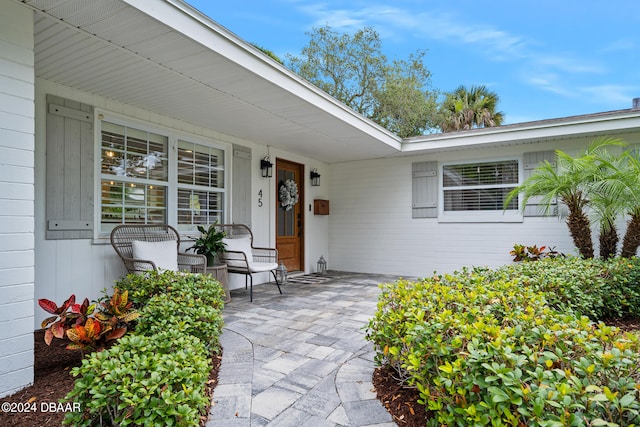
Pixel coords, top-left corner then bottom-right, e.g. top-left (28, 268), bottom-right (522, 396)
top-left (206, 271), bottom-right (400, 427)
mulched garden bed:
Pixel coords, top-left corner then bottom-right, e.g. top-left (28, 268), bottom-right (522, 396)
top-left (0, 330), bottom-right (220, 427)
top-left (2, 319), bottom-right (638, 427)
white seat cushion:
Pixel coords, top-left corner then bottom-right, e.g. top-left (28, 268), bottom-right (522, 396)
top-left (248, 262), bottom-right (278, 273)
top-left (132, 240), bottom-right (178, 271)
top-left (222, 237), bottom-right (253, 268)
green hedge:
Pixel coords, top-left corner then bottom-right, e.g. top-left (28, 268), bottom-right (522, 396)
top-left (367, 260), bottom-right (640, 426)
top-left (114, 270), bottom-right (225, 310)
top-left (485, 257), bottom-right (640, 321)
top-left (135, 292), bottom-right (223, 352)
top-left (63, 333), bottom-right (210, 426)
top-left (63, 272), bottom-right (225, 426)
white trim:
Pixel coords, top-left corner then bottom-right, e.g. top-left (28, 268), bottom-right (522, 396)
top-left (401, 111), bottom-right (640, 156)
top-left (438, 156), bottom-right (524, 223)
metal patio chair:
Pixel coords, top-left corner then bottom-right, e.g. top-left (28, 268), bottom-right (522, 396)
top-left (214, 223), bottom-right (282, 301)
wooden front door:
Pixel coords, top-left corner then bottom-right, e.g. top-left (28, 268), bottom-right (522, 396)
top-left (276, 159), bottom-right (304, 272)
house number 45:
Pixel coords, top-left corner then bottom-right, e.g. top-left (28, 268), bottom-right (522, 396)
top-left (258, 190), bottom-right (263, 207)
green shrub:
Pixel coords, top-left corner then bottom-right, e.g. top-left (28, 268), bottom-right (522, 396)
top-left (115, 271), bottom-right (225, 310)
top-left (63, 332), bottom-right (211, 426)
top-left (135, 293), bottom-right (223, 352)
top-left (599, 257), bottom-right (640, 319)
top-left (367, 270), bottom-right (640, 426)
top-left (490, 257), bottom-right (640, 320)
top-left (62, 272), bottom-right (226, 426)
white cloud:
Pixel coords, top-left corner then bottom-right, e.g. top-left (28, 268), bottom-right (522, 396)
top-left (531, 55), bottom-right (605, 74)
top-left (579, 85), bottom-right (637, 107)
top-left (600, 38), bottom-right (636, 53)
top-left (296, 3), bottom-right (366, 30)
top-left (525, 74), bottom-right (574, 97)
top-left (295, 3), bottom-right (529, 58)
top-left (293, 1), bottom-right (624, 110)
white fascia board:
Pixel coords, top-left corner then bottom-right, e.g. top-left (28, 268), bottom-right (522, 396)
top-left (121, 0), bottom-right (401, 151)
top-left (401, 111), bottom-right (640, 155)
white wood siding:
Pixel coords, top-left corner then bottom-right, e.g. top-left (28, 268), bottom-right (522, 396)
top-left (33, 78), bottom-right (331, 323)
top-left (328, 138), bottom-right (640, 277)
top-left (0, 0), bottom-right (35, 398)
top-left (34, 80), bottom-right (233, 327)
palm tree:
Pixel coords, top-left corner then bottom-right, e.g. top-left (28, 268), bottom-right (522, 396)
top-left (504, 149), bottom-right (596, 259)
top-left (598, 146), bottom-right (640, 258)
top-left (620, 152), bottom-right (640, 257)
top-left (506, 138), bottom-right (632, 259)
top-left (438, 85), bottom-right (504, 132)
top-left (582, 138), bottom-right (629, 259)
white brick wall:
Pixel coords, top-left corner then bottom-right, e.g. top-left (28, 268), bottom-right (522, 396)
top-left (0, 0), bottom-right (35, 398)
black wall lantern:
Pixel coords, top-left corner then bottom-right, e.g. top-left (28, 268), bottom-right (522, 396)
top-left (310, 168), bottom-right (321, 186)
top-left (260, 156), bottom-right (273, 178)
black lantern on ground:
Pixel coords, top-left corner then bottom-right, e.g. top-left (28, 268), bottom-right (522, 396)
top-left (310, 168), bottom-right (321, 186)
top-left (317, 255), bottom-right (327, 275)
top-left (260, 156), bottom-right (273, 178)
top-left (276, 261), bottom-right (288, 284)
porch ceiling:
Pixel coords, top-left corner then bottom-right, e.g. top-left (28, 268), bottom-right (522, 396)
top-left (27, 0), bottom-right (401, 164)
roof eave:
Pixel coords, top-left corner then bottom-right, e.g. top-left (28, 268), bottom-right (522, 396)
top-left (123, 0), bottom-right (402, 151)
top-left (400, 108), bottom-right (640, 155)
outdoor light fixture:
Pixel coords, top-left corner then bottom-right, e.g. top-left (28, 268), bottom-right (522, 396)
top-left (276, 261), bottom-right (288, 284)
top-left (260, 156), bottom-right (273, 178)
top-left (310, 168), bottom-right (321, 186)
top-left (317, 255), bottom-right (327, 275)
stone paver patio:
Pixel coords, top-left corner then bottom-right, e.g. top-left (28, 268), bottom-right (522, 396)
top-left (206, 271), bottom-right (402, 427)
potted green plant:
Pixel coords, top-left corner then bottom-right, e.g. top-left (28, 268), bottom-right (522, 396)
top-left (187, 224), bottom-right (226, 267)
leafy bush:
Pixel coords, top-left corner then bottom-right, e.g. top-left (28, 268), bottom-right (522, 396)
top-left (509, 244), bottom-right (562, 261)
top-left (599, 257), bottom-right (640, 319)
top-left (63, 333), bottom-right (210, 426)
top-left (62, 272), bottom-right (226, 426)
top-left (115, 270), bottom-right (225, 310)
top-left (367, 268), bottom-right (640, 426)
top-left (38, 289), bottom-right (139, 351)
top-left (39, 294), bottom-right (94, 346)
top-left (135, 293), bottom-right (223, 352)
top-left (489, 257), bottom-right (640, 320)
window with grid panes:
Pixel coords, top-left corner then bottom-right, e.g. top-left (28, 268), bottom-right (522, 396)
top-left (177, 140), bottom-right (225, 231)
top-left (98, 119), bottom-right (227, 235)
top-left (100, 122), bottom-right (168, 233)
top-left (443, 160), bottom-right (519, 212)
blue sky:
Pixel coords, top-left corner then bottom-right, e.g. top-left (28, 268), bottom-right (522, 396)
top-left (186, 0), bottom-right (640, 125)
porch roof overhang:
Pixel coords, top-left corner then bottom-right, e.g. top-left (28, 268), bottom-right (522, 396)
top-left (24, 0), bottom-right (640, 165)
top-left (27, 0), bottom-right (402, 164)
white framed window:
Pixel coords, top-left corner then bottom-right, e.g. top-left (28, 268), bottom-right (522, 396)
top-left (440, 158), bottom-right (522, 222)
top-left (176, 140), bottom-right (225, 231)
top-left (97, 113), bottom-right (228, 236)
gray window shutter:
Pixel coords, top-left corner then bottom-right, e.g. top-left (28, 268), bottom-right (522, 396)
top-left (523, 150), bottom-right (557, 217)
top-left (46, 95), bottom-right (94, 239)
top-left (232, 145), bottom-right (252, 226)
top-left (412, 161), bottom-right (438, 218)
